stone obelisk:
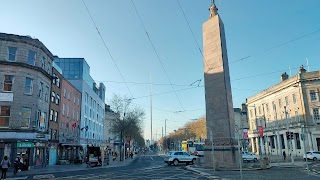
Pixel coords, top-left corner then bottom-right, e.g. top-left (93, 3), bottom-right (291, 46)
top-left (203, 1), bottom-right (238, 168)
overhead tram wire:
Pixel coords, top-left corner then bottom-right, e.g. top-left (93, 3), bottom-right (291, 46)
top-left (191, 24), bottom-right (320, 86)
top-left (130, 0), bottom-right (185, 112)
top-left (176, 0), bottom-right (209, 69)
top-left (81, 0), bottom-right (133, 98)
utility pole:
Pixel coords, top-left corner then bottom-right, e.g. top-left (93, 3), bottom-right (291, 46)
top-left (162, 127), bottom-right (163, 139)
top-left (284, 106), bottom-right (294, 165)
top-left (150, 74), bottom-right (153, 145)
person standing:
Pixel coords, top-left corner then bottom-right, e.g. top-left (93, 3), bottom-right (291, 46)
top-left (283, 151), bottom-right (286, 161)
top-left (1, 156), bottom-right (11, 179)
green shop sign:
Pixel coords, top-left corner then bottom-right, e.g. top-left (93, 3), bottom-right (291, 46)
top-left (17, 142), bottom-right (34, 148)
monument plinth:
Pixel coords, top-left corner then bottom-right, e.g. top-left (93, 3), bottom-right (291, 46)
top-left (203, 2), bottom-right (239, 168)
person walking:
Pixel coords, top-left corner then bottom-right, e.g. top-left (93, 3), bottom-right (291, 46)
top-left (283, 151), bottom-right (286, 161)
top-left (1, 156), bottom-right (11, 179)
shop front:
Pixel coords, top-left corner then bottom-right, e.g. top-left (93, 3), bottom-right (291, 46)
top-left (16, 142), bottom-right (34, 170)
top-left (34, 142), bottom-right (47, 167)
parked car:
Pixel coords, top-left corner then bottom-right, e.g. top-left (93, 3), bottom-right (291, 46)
top-left (242, 151), bottom-right (258, 162)
top-left (164, 151), bottom-right (197, 166)
top-left (303, 151), bottom-right (320, 161)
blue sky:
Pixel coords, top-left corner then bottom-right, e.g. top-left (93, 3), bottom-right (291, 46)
top-left (1, 0), bottom-right (320, 140)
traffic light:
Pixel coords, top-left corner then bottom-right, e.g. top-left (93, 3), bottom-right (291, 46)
top-left (286, 131), bottom-right (294, 140)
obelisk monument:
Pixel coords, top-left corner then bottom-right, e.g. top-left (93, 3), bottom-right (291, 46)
top-left (203, 1), bottom-right (238, 168)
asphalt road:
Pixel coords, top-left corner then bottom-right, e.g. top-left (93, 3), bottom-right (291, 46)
top-left (25, 151), bottom-right (210, 180)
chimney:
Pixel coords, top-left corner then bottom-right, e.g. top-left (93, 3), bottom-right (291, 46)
top-left (281, 72), bottom-right (289, 81)
top-left (299, 65), bottom-right (306, 74)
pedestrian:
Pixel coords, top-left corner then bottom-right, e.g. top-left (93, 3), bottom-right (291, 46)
top-left (283, 151), bottom-right (286, 161)
top-left (1, 155), bottom-right (11, 179)
top-left (13, 155), bottom-right (21, 175)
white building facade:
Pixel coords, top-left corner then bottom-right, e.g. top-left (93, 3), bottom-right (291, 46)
top-left (247, 67), bottom-right (320, 157)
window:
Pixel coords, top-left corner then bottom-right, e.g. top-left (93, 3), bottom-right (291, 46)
top-left (54, 111), bottom-right (58, 122)
top-left (278, 99), bottom-right (282, 108)
top-left (51, 91), bottom-right (55, 102)
top-left (24, 78), bottom-right (33, 94)
top-left (0, 106), bottom-right (10, 127)
top-left (50, 110), bottom-right (54, 121)
top-left (295, 111), bottom-right (299, 122)
top-left (38, 82), bottom-right (43, 98)
top-left (54, 130), bottom-right (57, 140)
top-left (56, 94), bottom-right (60, 105)
top-left (310, 90), bottom-right (317, 101)
top-left (27, 50), bottom-right (36, 65)
top-left (56, 77), bottom-right (60, 88)
top-left (67, 106), bottom-right (70, 117)
top-left (77, 98), bottom-right (80, 106)
top-left (258, 106), bottom-right (261, 115)
top-left (73, 110), bottom-right (75, 120)
top-left (62, 104), bottom-right (65, 116)
top-left (292, 94), bottom-right (297, 104)
top-left (272, 102), bottom-right (276, 113)
top-left (63, 89), bottom-right (66, 97)
top-left (41, 56), bottom-right (46, 69)
top-left (7, 47), bottom-right (17, 61)
top-left (313, 108), bottom-right (320, 121)
top-left (296, 133), bottom-right (301, 149)
top-left (52, 73), bottom-right (56, 84)
top-left (21, 108), bottom-right (31, 128)
top-left (250, 110), bottom-right (253, 118)
top-left (37, 111), bottom-right (47, 131)
top-left (74, 96), bottom-right (76, 104)
top-left (285, 96), bottom-right (289, 106)
top-left (45, 86), bottom-right (49, 102)
top-left (68, 92), bottom-right (70, 100)
top-left (266, 104), bottom-right (269, 113)
top-left (3, 75), bottom-right (14, 92)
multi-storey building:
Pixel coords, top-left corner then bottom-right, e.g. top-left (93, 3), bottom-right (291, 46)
top-left (53, 57), bottom-right (105, 152)
top-left (47, 64), bottom-right (62, 165)
top-left (0, 33), bottom-right (53, 168)
top-left (57, 71), bottom-right (82, 163)
top-left (234, 104), bottom-right (249, 151)
top-left (247, 66), bottom-right (320, 157)
top-left (103, 104), bottom-right (119, 154)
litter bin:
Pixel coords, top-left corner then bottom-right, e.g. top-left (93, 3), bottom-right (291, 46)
top-left (263, 157), bottom-right (269, 165)
top-left (260, 159), bottom-right (267, 169)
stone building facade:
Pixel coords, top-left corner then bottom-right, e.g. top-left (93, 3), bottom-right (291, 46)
top-left (247, 67), bottom-right (320, 157)
top-left (0, 33), bottom-right (53, 168)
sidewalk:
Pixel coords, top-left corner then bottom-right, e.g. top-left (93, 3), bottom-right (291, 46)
top-left (185, 157), bottom-right (311, 179)
top-left (6, 156), bottom-right (137, 179)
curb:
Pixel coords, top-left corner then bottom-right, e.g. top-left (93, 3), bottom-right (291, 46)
top-left (8, 156), bottom-right (138, 179)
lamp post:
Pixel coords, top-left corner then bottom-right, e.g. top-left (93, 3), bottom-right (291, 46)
top-left (301, 123), bottom-right (309, 175)
top-left (174, 130), bottom-right (177, 151)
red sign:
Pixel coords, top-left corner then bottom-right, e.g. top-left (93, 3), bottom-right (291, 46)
top-left (258, 126), bottom-right (264, 137)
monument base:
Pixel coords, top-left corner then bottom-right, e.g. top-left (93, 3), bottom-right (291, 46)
top-left (203, 145), bottom-right (240, 169)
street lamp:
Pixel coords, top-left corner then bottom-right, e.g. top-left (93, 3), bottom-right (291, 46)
top-left (174, 130), bottom-right (177, 151)
top-left (301, 123), bottom-right (309, 175)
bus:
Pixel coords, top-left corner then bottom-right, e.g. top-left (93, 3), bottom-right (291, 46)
top-left (181, 141), bottom-right (188, 152)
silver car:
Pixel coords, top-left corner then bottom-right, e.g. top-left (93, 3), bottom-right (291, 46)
top-left (164, 151), bottom-right (197, 166)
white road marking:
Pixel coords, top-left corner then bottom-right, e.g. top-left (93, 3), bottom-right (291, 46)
top-left (6, 177), bottom-right (28, 180)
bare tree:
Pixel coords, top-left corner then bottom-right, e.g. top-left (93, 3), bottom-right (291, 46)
top-left (109, 94), bottom-right (145, 160)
